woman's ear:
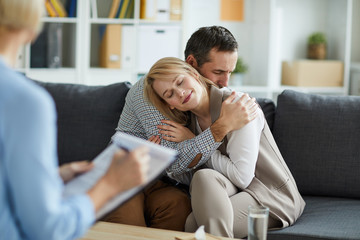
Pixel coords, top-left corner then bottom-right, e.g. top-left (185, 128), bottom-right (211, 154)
top-left (169, 105), bottom-right (175, 110)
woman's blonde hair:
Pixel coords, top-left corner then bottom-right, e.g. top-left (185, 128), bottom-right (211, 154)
top-left (0, 0), bottom-right (44, 34)
top-left (144, 57), bottom-right (217, 125)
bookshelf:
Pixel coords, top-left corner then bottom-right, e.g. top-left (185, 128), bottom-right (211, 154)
top-left (22, 0), bottom-right (184, 86)
top-left (22, 0), bottom-right (359, 99)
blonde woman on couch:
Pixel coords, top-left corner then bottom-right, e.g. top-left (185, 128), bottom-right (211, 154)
top-left (144, 57), bottom-right (305, 238)
top-left (0, 0), bottom-right (149, 239)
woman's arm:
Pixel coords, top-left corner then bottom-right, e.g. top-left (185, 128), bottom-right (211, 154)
top-left (207, 107), bottom-right (265, 189)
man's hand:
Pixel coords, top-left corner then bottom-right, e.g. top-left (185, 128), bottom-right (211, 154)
top-left (59, 161), bottom-right (94, 183)
top-left (211, 92), bottom-right (258, 142)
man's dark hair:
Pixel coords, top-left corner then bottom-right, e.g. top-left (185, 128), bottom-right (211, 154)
top-left (184, 26), bottom-right (238, 67)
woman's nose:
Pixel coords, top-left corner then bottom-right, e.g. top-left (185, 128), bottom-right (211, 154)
top-left (176, 88), bottom-right (185, 97)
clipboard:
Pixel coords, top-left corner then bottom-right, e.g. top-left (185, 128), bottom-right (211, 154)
top-left (63, 132), bottom-right (177, 220)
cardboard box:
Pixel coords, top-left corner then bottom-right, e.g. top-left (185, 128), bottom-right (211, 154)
top-left (281, 60), bottom-right (344, 87)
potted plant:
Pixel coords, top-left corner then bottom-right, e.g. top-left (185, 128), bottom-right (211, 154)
top-left (307, 32), bottom-right (327, 60)
top-left (230, 57), bottom-right (248, 86)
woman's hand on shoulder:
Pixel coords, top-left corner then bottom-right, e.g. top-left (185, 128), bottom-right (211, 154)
top-left (157, 119), bottom-right (195, 142)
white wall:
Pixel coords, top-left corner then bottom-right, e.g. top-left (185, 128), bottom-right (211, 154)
top-left (182, 0), bottom-right (271, 86)
top-left (182, 0), bottom-right (357, 89)
top-left (351, 0), bottom-right (360, 62)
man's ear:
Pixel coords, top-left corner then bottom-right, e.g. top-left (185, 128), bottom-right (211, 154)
top-left (186, 55), bottom-right (198, 68)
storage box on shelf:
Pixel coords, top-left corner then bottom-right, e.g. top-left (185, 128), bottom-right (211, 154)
top-left (281, 60), bottom-right (344, 87)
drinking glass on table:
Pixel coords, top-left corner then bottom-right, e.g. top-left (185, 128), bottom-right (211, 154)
top-left (248, 205), bottom-right (269, 240)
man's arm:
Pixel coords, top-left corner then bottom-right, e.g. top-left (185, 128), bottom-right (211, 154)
top-left (117, 80), bottom-right (258, 182)
top-left (167, 92), bottom-right (258, 176)
top-left (116, 80), bottom-right (221, 179)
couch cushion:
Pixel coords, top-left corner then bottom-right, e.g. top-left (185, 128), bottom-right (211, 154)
top-left (268, 196), bottom-right (360, 240)
top-left (273, 90), bottom-right (360, 198)
top-left (34, 80), bottom-right (132, 165)
top-left (256, 98), bottom-right (275, 131)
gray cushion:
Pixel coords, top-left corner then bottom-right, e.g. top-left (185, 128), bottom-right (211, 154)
top-left (256, 98), bottom-right (275, 131)
top-left (268, 196), bottom-right (360, 240)
top-left (273, 90), bottom-right (360, 198)
top-left (34, 80), bottom-right (132, 165)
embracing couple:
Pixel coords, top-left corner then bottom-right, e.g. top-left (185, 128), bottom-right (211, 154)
top-left (105, 26), bottom-right (305, 239)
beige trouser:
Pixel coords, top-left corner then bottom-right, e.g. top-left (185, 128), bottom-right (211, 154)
top-left (185, 169), bottom-right (280, 238)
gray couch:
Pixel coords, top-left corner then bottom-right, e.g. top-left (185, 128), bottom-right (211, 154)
top-left (34, 80), bottom-right (360, 240)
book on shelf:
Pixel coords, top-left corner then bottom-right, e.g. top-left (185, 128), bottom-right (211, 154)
top-left (96, 0), bottom-right (118, 18)
top-left (140, 0), bottom-right (156, 20)
top-left (108, 0), bottom-right (121, 18)
top-left (66, 0), bottom-right (77, 18)
top-left (114, 0), bottom-right (123, 18)
top-left (125, 0), bottom-right (135, 18)
top-left (31, 26), bottom-right (48, 68)
top-left (30, 23), bottom-right (63, 68)
top-left (45, 0), bottom-right (58, 17)
top-left (99, 24), bottom-right (122, 68)
top-left (47, 23), bottom-right (63, 68)
top-left (119, 0), bottom-right (131, 19)
top-left (49, 0), bottom-right (68, 17)
top-left (96, 0), bottom-right (134, 19)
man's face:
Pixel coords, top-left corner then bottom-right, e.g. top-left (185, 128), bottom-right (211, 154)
top-left (191, 48), bottom-right (238, 88)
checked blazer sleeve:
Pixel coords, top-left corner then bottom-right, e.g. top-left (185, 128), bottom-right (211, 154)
top-left (115, 79), bottom-right (221, 184)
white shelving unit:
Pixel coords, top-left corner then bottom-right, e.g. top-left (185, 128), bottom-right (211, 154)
top-left (19, 0), bottom-right (359, 100)
top-left (183, 0), bottom-right (357, 100)
top-left (267, 0), bottom-right (354, 100)
top-left (21, 0), bottom-right (183, 86)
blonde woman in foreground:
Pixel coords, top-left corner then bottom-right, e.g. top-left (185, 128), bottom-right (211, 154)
top-left (144, 57), bottom-right (305, 238)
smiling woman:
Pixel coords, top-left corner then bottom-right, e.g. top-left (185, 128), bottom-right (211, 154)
top-left (144, 57), bottom-right (217, 125)
top-left (144, 57), bottom-right (216, 124)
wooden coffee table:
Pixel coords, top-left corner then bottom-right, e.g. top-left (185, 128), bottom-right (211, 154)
top-left (80, 221), bottom-right (242, 240)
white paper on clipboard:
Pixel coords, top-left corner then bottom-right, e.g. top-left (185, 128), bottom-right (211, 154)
top-left (63, 132), bottom-right (178, 219)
